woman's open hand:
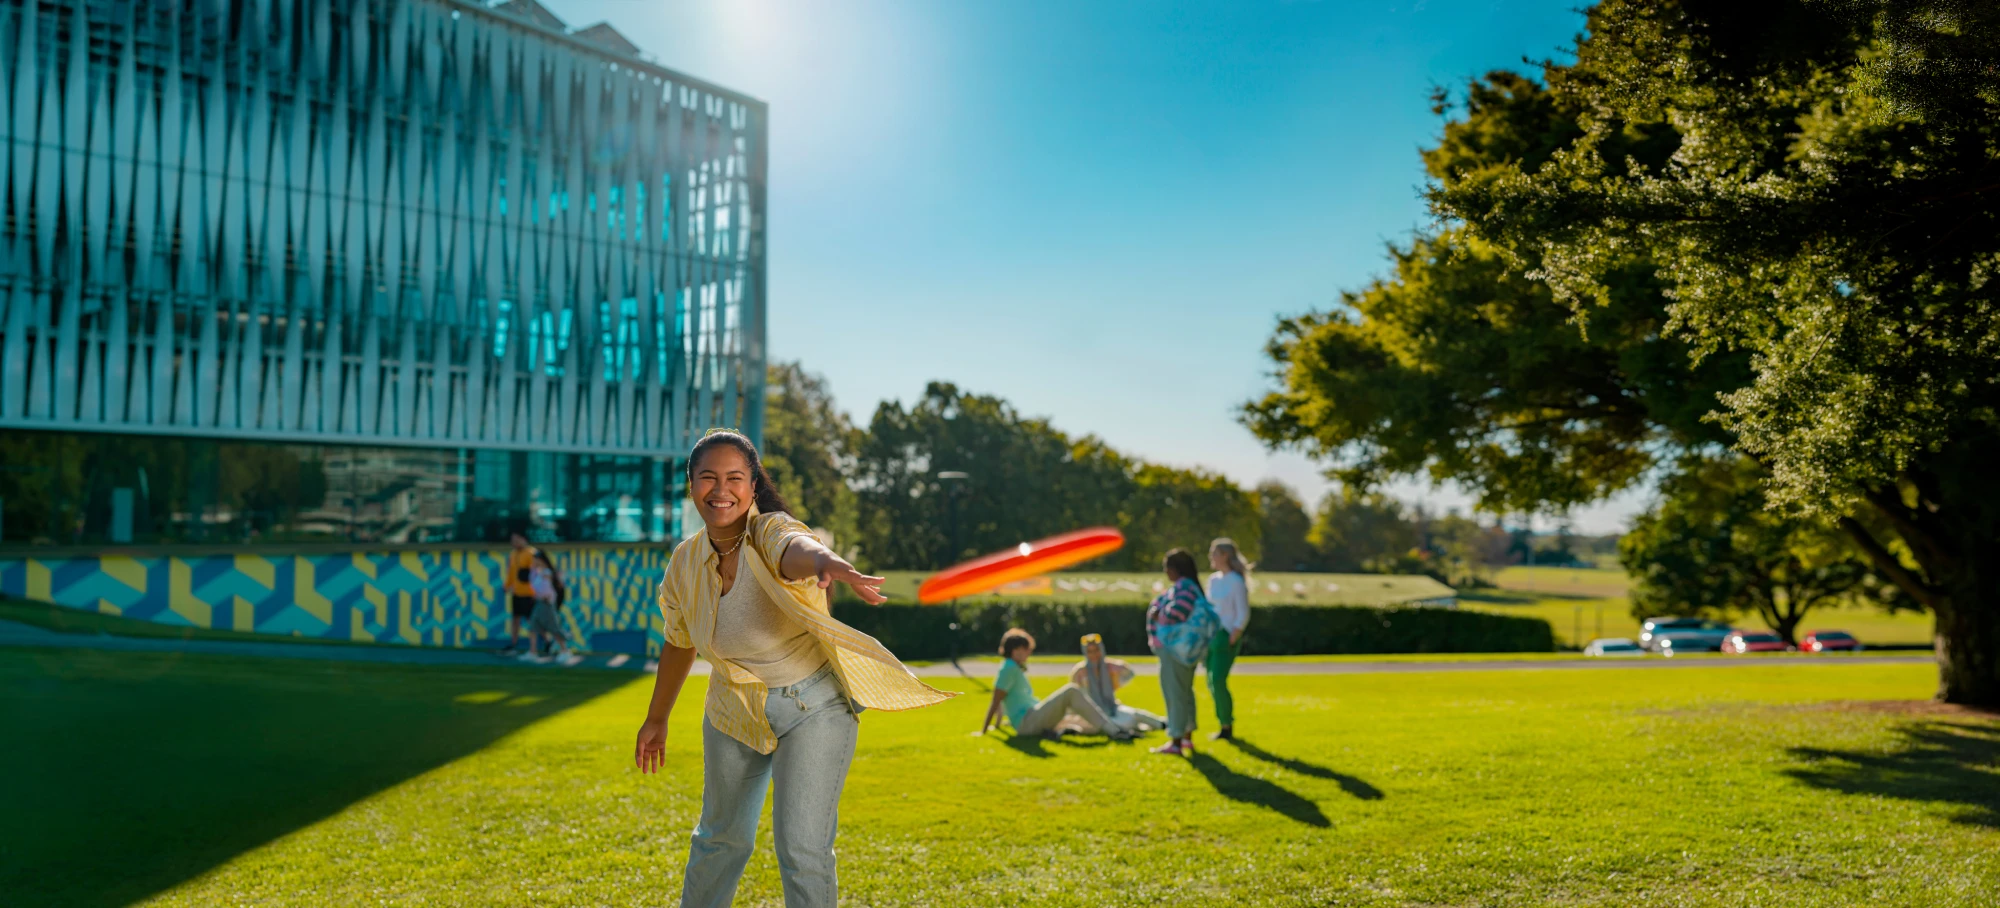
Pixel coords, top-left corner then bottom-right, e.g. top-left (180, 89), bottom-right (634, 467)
top-left (815, 553), bottom-right (888, 604)
top-left (635, 718), bottom-right (668, 773)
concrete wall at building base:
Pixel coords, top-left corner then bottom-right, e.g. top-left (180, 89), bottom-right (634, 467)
top-left (0, 548), bottom-right (669, 654)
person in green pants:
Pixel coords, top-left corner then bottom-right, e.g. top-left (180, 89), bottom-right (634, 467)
top-left (1205, 538), bottom-right (1251, 740)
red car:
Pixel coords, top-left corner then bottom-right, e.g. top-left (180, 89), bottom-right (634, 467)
top-left (1722, 631), bottom-right (1789, 654)
top-left (1800, 630), bottom-right (1863, 653)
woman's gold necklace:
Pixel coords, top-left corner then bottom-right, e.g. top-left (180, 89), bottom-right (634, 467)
top-left (710, 532), bottom-right (746, 557)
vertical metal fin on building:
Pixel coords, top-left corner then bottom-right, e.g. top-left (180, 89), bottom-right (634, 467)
top-left (0, 0), bottom-right (766, 456)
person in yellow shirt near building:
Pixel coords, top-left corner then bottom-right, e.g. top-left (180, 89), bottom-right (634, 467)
top-left (503, 533), bottom-right (539, 654)
top-left (633, 430), bottom-right (953, 908)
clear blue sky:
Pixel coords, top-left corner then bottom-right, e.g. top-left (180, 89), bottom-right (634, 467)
top-left (545, 0), bottom-right (1646, 533)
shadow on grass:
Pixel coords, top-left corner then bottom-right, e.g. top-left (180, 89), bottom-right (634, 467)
top-left (1784, 717), bottom-right (2000, 828)
top-left (1224, 738), bottom-right (1384, 800)
top-left (1187, 753), bottom-right (1331, 827)
top-left (0, 646), bottom-right (630, 908)
top-left (1001, 731), bottom-right (1115, 757)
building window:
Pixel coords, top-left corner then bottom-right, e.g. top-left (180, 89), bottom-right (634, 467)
top-left (0, 431), bottom-right (676, 547)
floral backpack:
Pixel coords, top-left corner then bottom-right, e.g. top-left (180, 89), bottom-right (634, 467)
top-left (1156, 581), bottom-right (1221, 664)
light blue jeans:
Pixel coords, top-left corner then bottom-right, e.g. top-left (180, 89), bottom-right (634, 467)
top-left (682, 665), bottom-right (858, 908)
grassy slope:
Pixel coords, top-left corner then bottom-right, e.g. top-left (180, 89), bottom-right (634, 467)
top-left (6, 649), bottom-right (1993, 907)
top-left (1467, 567), bottom-right (1936, 648)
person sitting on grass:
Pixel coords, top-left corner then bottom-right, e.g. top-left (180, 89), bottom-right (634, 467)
top-left (976, 628), bottom-right (1122, 739)
top-left (1068, 633), bottom-right (1165, 740)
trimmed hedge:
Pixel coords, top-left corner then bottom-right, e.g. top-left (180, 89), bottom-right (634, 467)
top-left (829, 600), bottom-right (1554, 660)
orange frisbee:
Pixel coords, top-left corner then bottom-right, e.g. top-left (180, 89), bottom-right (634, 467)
top-left (917, 527), bottom-right (1125, 604)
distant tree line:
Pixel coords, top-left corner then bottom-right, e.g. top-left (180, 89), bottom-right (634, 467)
top-left (763, 362), bottom-right (1586, 584)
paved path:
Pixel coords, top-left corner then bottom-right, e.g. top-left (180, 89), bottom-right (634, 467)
top-left (0, 620), bottom-right (1928, 676)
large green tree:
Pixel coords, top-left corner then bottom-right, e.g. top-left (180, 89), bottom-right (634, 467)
top-left (1250, 1), bottom-right (2000, 702)
top-left (1439, 0), bottom-right (2000, 702)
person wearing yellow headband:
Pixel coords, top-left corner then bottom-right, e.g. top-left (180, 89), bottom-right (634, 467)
top-left (1067, 633), bottom-right (1165, 740)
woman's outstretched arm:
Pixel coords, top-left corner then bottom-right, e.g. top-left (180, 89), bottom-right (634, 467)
top-left (635, 644), bottom-right (697, 773)
top-left (779, 533), bottom-right (887, 604)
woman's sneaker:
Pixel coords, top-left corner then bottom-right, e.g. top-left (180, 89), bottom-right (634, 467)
top-left (1150, 740), bottom-right (1188, 756)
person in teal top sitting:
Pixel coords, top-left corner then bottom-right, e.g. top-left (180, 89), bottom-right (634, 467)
top-left (977, 628), bottom-right (1122, 738)
top-left (979, 628), bottom-right (1042, 735)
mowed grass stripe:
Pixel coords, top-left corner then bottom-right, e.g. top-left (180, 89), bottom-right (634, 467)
top-left (6, 649), bottom-right (1993, 906)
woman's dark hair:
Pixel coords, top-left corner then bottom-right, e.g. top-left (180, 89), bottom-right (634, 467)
top-left (1162, 548), bottom-right (1203, 592)
top-left (999, 628), bottom-right (1036, 658)
top-left (686, 430), bottom-right (792, 516)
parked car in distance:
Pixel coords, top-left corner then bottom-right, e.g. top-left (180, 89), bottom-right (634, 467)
top-left (1722, 631), bottom-right (1790, 654)
top-left (1800, 630), bottom-right (1863, 653)
top-left (1584, 637), bottom-right (1647, 657)
top-left (1640, 617), bottom-right (1734, 651)
top-left (1655, 632), bottom-right (1724, 656)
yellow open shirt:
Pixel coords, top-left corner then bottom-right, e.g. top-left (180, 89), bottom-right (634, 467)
top-left (655, 508), bottom-right (956, 754)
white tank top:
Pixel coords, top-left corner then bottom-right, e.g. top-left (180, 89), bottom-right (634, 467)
top-left (711, 555), bottom-right (828, 688)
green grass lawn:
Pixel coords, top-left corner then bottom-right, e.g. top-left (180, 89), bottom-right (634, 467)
top-left (5, 648), bottom-right (1995, 906)
top-left (1471, 567), bottom-right (1936, 648)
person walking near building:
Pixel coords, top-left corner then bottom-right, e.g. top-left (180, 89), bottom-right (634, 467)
top-left (633, 430), bottom-right (955, 908)
top-left (504, 533), bottom-right (538, 654)
top-left (1205, 538), bottom-right (1251, 741)
top-left (1147, 548), bottom-right (1211, 756)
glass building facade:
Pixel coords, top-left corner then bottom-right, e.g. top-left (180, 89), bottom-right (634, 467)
top-left (0, 0), bottom-right (766, 546)
top-left (0, 429), bottom-right (674, 545)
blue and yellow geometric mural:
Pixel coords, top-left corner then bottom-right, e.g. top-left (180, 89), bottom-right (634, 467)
top-left (0, 548), bottom-right (670, 653)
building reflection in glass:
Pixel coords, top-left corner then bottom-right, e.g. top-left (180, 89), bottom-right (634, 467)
top-left (0, 431), bottom-right (678, 546)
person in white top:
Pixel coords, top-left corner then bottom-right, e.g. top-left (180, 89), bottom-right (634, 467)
top-left (1205, 538), bottom-right (1251, 741)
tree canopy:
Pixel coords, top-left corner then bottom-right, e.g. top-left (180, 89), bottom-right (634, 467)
top-left (1247, 0), bottom-right (2000, 703)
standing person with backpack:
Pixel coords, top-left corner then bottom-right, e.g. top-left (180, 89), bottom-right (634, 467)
top-left (1147, 548), bottom-right (1218, 756)
top-left (1204, 538), bottom-right (1251, 741)
top-left (525, 551), bottom-right (582, 665)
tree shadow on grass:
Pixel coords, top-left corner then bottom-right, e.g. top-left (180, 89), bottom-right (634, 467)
top-left (1784, 717), bottom-right (2000, 828)
top-left (0, 647), bottom-right (631, 908)
top-left (1224, 738), bottom-right (1384, 800)
top-left (1187, 753), bottom-right (1331, 827)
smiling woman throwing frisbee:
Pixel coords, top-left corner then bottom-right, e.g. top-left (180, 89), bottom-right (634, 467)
top-left (635, 430), bottom-right (954, 908)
